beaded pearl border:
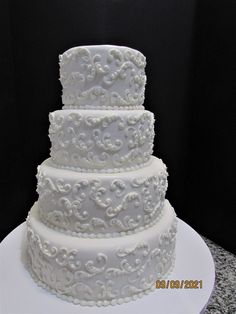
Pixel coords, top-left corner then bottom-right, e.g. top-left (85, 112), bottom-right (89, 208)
top-left (62, 104), bottom-right (145, 110)
top-left (50, 157), bottom-right (152, 174)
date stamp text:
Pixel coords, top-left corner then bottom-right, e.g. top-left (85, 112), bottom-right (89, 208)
top-left (156, 280), bottom-right (203, 289)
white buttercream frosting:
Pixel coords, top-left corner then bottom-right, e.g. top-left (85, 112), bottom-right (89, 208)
top-left (27, 200), bottom-right (177, 306)
top-left (37, 156), bottom-right (168, 237)
top-left (25, 44), bottom-right (178, 306)
top-left (49, 109), bottom-right (154, 170)
top-left (59, 45), bottom-right (146, 109)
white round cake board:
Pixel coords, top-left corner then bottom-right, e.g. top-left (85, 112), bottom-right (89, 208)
top-left (0, 218), bottom-right (215, 314)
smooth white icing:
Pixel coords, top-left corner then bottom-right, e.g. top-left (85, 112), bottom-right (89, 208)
top-left (37, 156), bottom-right (168, 236)
top-left (59, 45), bottom-right (146, 109)
top-left (27, 200), bottom-right (177, 306)
top-left (49, 109), bottom-right (154, 170)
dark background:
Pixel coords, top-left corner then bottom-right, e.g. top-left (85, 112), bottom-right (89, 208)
top-left (1, 0), bottom-right (235, 253)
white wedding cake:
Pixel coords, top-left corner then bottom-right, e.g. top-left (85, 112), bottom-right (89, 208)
top-left (26, 45), bottom-right (178, 306)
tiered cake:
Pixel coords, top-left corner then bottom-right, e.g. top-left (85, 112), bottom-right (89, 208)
top-left (26, 45), bottom-right (178, 306)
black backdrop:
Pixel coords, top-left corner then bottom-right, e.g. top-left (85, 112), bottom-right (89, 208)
top-left (1, 0), bottom-right (235, 253)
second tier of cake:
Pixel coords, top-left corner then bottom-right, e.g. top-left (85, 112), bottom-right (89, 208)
top-left (49, 109), bottom-right (154, 171)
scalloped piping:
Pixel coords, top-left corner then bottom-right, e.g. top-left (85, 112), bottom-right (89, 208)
top-left (62, 104), bottom-right (145, 110)
top-left (49, 157), bottom-right (152, 174)
top-left (26, 252), bottom-right (176, 307)
top-left (38, 203), bottom-right (165, 239)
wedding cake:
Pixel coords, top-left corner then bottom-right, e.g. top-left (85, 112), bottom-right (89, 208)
top-left (26, 45), bottom-right (178, 306)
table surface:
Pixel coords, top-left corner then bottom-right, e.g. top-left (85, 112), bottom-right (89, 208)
top-left (201, 236), bottom-right (236, 314)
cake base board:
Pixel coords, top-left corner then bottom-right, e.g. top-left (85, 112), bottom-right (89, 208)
top-left (0, 218), bottom-right (215, 314)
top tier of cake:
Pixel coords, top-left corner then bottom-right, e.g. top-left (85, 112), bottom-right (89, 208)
top-left (59, 45), bottom-right (146, 109)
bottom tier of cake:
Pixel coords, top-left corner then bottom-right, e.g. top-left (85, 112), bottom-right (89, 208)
top-left (26, 200), bottom-right (177, 306)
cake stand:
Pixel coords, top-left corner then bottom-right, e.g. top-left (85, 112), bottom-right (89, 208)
top-left (0, 218), bottom-right (215, 314)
